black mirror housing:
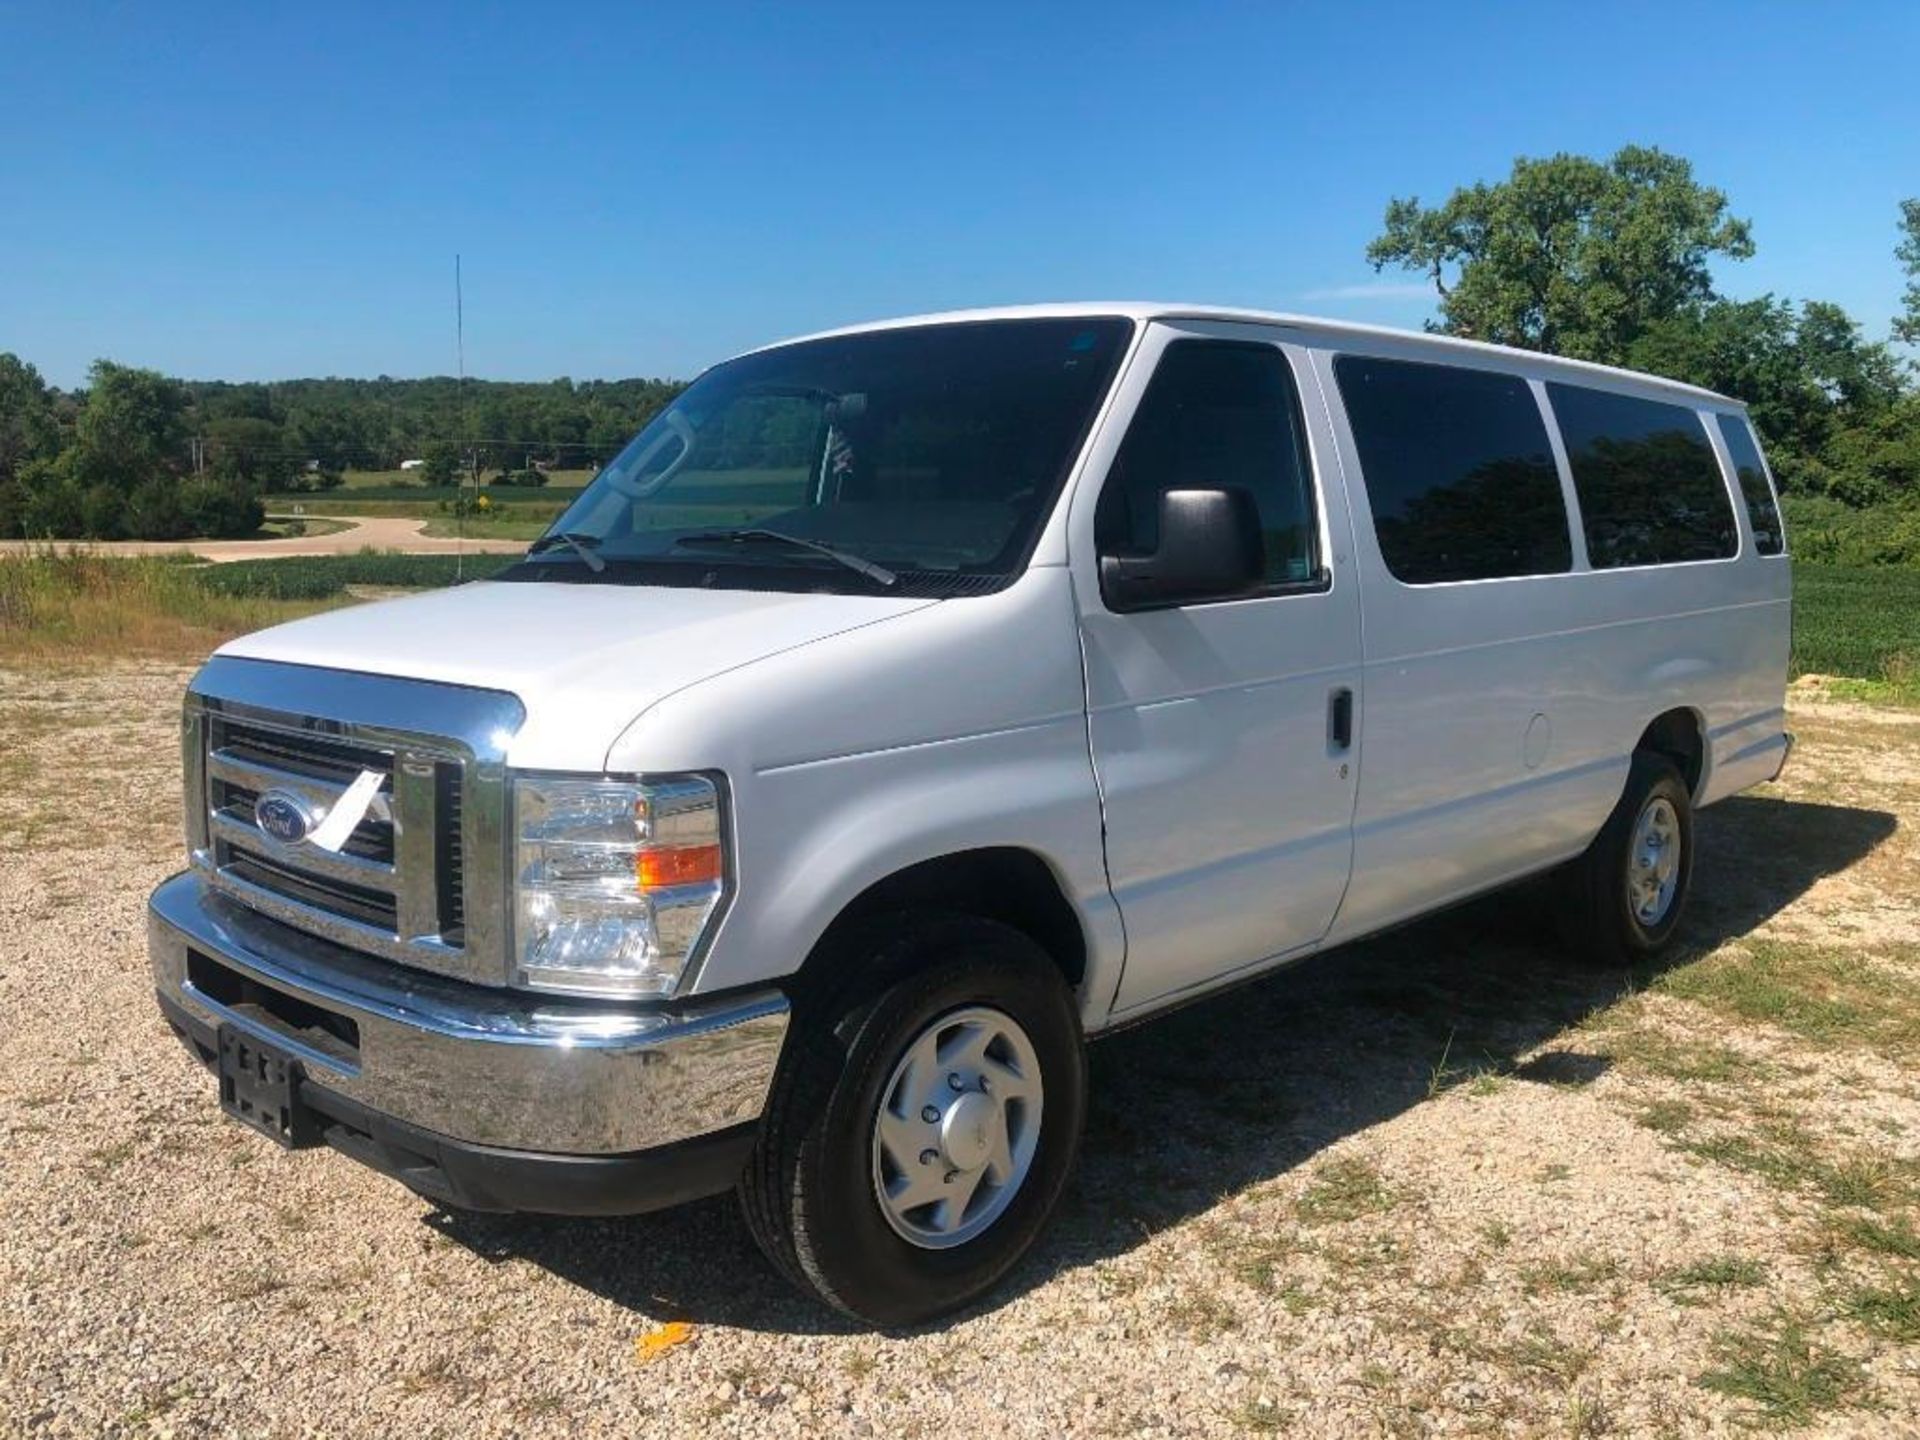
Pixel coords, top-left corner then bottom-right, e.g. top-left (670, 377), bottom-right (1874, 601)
top-left (1099, 487), bottom-right (1264, 611)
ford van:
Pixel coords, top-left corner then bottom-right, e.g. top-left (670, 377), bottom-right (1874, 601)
top-left (150, 305), bottom-right (1792, 1324)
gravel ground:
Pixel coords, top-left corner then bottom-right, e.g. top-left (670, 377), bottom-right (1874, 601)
top-left (2, 664), bottom-right (1917, 1438)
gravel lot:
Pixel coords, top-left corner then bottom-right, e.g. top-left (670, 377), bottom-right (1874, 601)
top-left (3, 664), bottom-right (1917, 1437)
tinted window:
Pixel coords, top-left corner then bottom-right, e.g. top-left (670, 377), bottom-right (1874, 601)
top-left (1716, 413), bottom-right (1785, 555)
top-left (1548, 384), bottom-right (1736, 568)
top-left (1096, 340), bottom-right (1319, 589)
top-left (1334, 356), bottom-right (1570, 584)
top-left (534, 317), bottom-right (1132, 594)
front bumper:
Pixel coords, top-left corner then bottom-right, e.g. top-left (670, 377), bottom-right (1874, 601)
top-left (149, 870), bottom-right (790, 1212)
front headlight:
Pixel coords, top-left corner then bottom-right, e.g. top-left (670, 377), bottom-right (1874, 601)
top-left (512, 773), bottom-right (728, 998)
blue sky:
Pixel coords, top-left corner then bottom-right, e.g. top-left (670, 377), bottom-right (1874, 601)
top-left (3, 1), bottom-right (1916, 388)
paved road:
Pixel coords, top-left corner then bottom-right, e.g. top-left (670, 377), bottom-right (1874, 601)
top-left (0, 515), bottom-right (531, 564)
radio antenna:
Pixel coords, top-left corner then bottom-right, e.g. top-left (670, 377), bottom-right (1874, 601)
top-left (455, 253), bottom-right (466, 581)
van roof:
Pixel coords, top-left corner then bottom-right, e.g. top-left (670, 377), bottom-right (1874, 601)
top-left (756, 302), bottom-right (1740, 408)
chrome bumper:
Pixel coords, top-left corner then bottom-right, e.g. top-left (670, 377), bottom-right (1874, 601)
top-left (148, 870), bottom-right (789, 1156)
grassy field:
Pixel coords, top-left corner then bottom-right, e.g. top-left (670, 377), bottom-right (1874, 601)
top-left (1791, 565), bottom-right (1920, 699)
top-left (0, 551), bottom-right (515, 664)
top-left (3, 549), bottom-right (1917, 696)
top-left (334, 468), bottom-right (597, 490)
top-left (417, 513), bottom-right (557, 540)
top-left (265, 469), bottom-right (594, 521)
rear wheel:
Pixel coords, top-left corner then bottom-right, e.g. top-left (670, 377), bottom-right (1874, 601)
top-left (740, 914), bottom-right (1086, 1327)
top-left (1556, 751), bottom-right (1695, 967)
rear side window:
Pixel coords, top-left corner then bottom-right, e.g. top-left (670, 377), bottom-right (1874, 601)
top-left (1547, 384), bottom-right (1737, 568)
top-left (1096, 340), bottom-right (1320, 588)
top-left (1333, 355), bottom-right (1570, 584)
top-left (1715, 414), bottom-right (1785, 555)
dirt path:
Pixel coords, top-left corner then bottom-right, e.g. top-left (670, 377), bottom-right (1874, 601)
top-left (0, 515), bottom-right (528, 563)
top-left (1, 669), bottom-right (1915, 1437)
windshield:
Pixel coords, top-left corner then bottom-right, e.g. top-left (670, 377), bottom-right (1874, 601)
top-left (513, 317), bottom-right (1132, 594)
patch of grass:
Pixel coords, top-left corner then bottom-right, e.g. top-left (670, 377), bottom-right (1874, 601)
top-left (1520, 1252), bottom-right (1620, 1297)
top-left (1838, 1276), bottom-right (1920, 1342)
top-left (1295, 1157), bottom-right (1396, 1225)
top-left (1163, 1287), bottom-right (1240, 1341)
top-left (418, 514), bottom-right (554, 540)
top-left (1225, 1396), bottom-right (1290, 1433)
top-left (1635, 1098), bottom-right (1696, 1135)
top-left (202, 550), bottom-right (518, 599)
top-left (1212, 1233), bottom-right (1307, 1295)
top-left (1661, 1255), bottom-right (1769, 1298)
top-left (0, 550), bottom-right (342, 662)
top-left (1680, 1122), bottom-right (1916, 1211)
top-left (1563, 1391), bottom-right (1613, 1439)
top-left (1479, 1219), bottom-right (1514, 1251)
top-left (1499, 1326), bottom-right (1591, 1385)
top-left (1825, 1213), bottom-right (1920, 1260)
top-left (841, 1351), bottom-right (877, 1380)
top-left (1595, 1023), bottom-right (1759, 1083)
top-left (1656, 938), bottom-right (1920, 1061)
top-left (1696, 1311), bottom-right (1867, 1427)
top-left (0, 549), bottom-right (519, 663)
top-left (1789, 560), bottom-right (1920, 695)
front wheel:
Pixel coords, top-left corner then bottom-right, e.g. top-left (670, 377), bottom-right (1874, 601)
top-left (1556, 751), bottom-right (1695, 967)
top-left (740, 914), bottom-right (1086, 1327)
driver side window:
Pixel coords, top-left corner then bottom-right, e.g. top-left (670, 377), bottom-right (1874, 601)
top-left (1095, 340), bottom-right (1320, 587)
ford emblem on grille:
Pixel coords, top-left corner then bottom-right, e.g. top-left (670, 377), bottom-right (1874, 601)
top-left (254, 790), bottom-right (317, 845)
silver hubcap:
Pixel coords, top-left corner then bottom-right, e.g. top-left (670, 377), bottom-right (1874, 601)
top-left (1627, 796), bottom-right (1682, 925)
top-left (870, 1005), bottom-right (1043, 1250)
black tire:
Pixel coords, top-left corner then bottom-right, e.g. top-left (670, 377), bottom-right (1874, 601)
top-left (1556, 751), bottom-right (1695, 968)
top-left (740, 913), bottom-right (1086, 1328)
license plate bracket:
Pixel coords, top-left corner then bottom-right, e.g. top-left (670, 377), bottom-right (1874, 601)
top-left (217, 1024), bottom-right (320, 1148)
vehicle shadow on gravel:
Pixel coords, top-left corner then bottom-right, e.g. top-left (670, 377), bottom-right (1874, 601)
top-left (429, 793), bottom-right (1894, 1334)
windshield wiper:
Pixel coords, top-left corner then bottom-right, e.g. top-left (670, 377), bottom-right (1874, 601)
top-left (524, 531), bottom-right (606, 573)
top-left (673, 528), bottom-right (897, 587)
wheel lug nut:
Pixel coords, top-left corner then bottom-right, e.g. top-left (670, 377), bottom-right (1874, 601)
top-left (921, 1105), bottom-right (941, 1124)
top-left (948, 1073), bottom-right (965, 1091)
top-left (919, 1149), bottom-right (938, 1166)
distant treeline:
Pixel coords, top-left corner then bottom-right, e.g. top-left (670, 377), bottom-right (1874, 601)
top-left (0, 360), bottom-right (686, 539)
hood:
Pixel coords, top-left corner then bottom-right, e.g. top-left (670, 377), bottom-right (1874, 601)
top-left (216, 579), bottom-right (937, 769)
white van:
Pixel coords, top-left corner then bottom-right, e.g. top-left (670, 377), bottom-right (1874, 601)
top-left (150, 305), bottom-right (1791, 1325)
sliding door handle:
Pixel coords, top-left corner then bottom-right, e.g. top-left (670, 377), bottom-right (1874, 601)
top-left (1328, 687), bottom-right (1354, 750)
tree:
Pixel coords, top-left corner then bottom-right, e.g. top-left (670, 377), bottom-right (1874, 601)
top-left (178, 476), bottom-right (264, 537)
top-left (1367, 145), bottom-right (1754, 363)
top-left (205, 416), bottom-right (298, 488)
top-left (72, 360), bottom-right (190, 491)
top-left (1897, 198), bottom-right (1920, 347)
top-left (418, 440), bottom-right (461, 486)
top-left (1627, 296), bottom-right (1900, 479)
top-left (0, 353), bottom-right (61, 486)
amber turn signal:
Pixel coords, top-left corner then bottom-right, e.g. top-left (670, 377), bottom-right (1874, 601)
top-left (637, 843), bottom-right (724, 889)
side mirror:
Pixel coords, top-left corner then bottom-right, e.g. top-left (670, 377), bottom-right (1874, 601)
top-left (1100, 487), bottom-right (1264, 611)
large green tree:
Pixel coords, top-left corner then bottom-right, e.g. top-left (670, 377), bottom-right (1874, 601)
top-left (0, 353), bottom-right (60, 483)
top-left (1627, 297), bottom-right (1901, 492)
top-left (1897, 198), bottom-right (1920, 347)
top-left (1366, 145), bottom-right (1754, 363)
top-left (205, 415), bottom-right (298, 488)
top-left (72, 360), bottom-right (190, 491)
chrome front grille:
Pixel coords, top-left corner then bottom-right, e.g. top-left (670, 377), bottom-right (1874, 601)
top-left (183, 657), bottom-right (523, 988)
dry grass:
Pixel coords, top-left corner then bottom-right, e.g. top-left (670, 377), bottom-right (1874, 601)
top-left (0, 549), bottom-right (339, 665)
